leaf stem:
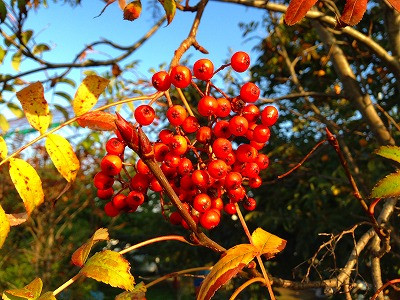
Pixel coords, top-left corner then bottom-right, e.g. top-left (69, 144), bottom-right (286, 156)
top-left (229, 277), bottom-right (266, 300)
top-left (176, 87), bottom-right (195, 117)
top-left (53, 273), bottom-right (82, 296)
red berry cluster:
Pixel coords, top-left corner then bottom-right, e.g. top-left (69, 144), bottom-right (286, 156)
top-left (94, 51), bottom-right (279, 231)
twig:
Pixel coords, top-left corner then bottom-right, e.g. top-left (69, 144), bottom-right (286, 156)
top-left (229, 277), bottom-right (267, 300)
top-left (371, 279), bottom-right (400, 300)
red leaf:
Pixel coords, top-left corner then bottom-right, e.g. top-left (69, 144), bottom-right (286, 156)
top-left (339, 0), bottom-right (368, 26)
top-left (284, 0), bottom-right (318, 25)
top-left (386, 0), bottom-right (400, 12)
top-left (77, 111), bottom-right (117, 131)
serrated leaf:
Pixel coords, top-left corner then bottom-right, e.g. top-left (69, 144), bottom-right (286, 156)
top-left (197, 244), bottom-right (258, 300)
top-left (375, 145), bottom-right (400, 164)
top-left (251, 228), bottom-right (286, 259)
top-left (6, 212), bottom-right (28, 226)
top-left (32, 44), bottom-right (50, 55)
top-left (45, 134), bottom-right (80, 182)
top-left (0, 46), bottom-right (6, 64)
top-left (0, 204), bottom-right (10, 249)
top-left (7, 103), bottom-right (24, 118)
top-left (284, 0), bottom-right (318, 25)
top-left (80, 250), bottom-right (135, 291)
top-left (72, 75), bottom-right (109, 116)
top-left (0, 135), bottom-right (7, 160)
top-left (77, 111), bottom-right (117, 131)
top-left (3, 278), bottom-right (43, 300)
top-left (0, 0), bottom-right (6, 23)
top-left (371, 170), bottom-right (400, 198)
top-left (12, 51), bottom-right (22, 71)
top-left (9, 158), bottom-right (44, 215)
top-left (16, 82), bottom-right (50, 134)
top-left (72, 228), bottom-right (110, 267)
top-left (339, 0), bottom-right (367, 26)
top-left (387, 0), bottom-right (400, 12)
top-left (115, 282), bottom-right (146, 300)
top-left (37, 292), bottom-right (56, 300)
top-left (161, 0), bottom-right (176, 25)
top-left (0, 114), bottom-right (9, 133)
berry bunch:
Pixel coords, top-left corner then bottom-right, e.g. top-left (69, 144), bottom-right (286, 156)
top-left (94, 51), bottom-right (279, 231)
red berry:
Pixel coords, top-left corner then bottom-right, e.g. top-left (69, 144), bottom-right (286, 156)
top-left (216, 98), bottom-right (231, 118)
top-left (207, 159), bottom-right (228, 179)
top-left (159, 129), bottom-right (174, 144)
top-left (229, 115), bottom-right (248, 136)
top-left (235, 144), bottom-right (258, 163)
top-left (97, 187), bottom-right (114, 199)
top-left (243, 197), bottom-right (257, 211)
top-left (94, 171), bottom-right (114, 190)
top-left (152, 71), bottom-right (171, 91)
top-left (193, 59), bottom-right (214, 81)
top-left (154, 142), bottom-right (169, 162)
top-left (126, 190), bottom-right (145, 207)
top-left (240, 82), bottom-right (260, 103)
top-left (170, 211), bottom-right (183, 225)
top-left (136, 159), bottom-right (151, 175)
top-left (182, 116), bottom-right (200, 133)
top-left (105, 138), bottom-right (125, 155)
top-left (255, 154), bottom-right (269, 170)
top-left (224, 203), bottom-right (237, 215)
top-left (104, 201), bottom-right (120, 217)
top-left (212, 138), bottom-right (232, 158)
top-left (193, 193), bottom-right (212, 213)
top-left (169, 135), bottom-right (188, 155)
top-left (178, 157), bottom-right (193, 175)
top-left (249, 176), bottom-right (262, 188)
top-left (166, 105), bottom-right (188, 126)
top-left (130, 173), bottom-right (150, 192)
top-left (170, 65), bottom-right (192, 88)
top-left (261, 106), bottom-right (279, 127)
top-left (164, 152), bottom-right (181, 168)
top-left (112, 194), bottom-right (128, 210)
top-left (134, 104), bottom-right (155, 126)
top-left (192, 170), bottom-right (210, 188)
top-left (211, 197), bottom-right (224, 211)
top-left (101, 155), bottom-right (123, 176)
top-left (197, 96), bottom-right (218, 117)
top-left (243, 104), bottom-right (260, 122)
top-left (149, 177), bottom-right (163, 192)
top-left (200, 209), bottom-right (220, 230)
top-left (242, 162), bottom-right (260, 178)
top-left (227, 185), bottom-right (246, 202)
top-left (213, 120), bottom-right (231, 139)
top-left (231, 51), bottom-right (250, 72)
top-left (253, 125), bottom-right (270, 143)
top-left (224, 172), bottom-right (243, 190)
top-left (196, 126), bottom-right (212, 144)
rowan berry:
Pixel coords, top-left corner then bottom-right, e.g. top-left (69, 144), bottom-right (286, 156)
top-left (236, 144), bottom-right (258, 163)
top-left (177, 157), bottom-right (193, 175)
top-left (243, 104), bottom-right (260, 122)
top-left (154, 142), bottom-right (169, 162)
top-left (255, 154), bottom-right (269, 169)
top-left (193, 193), bottom-right (212, 213)
top-left (197, 95), bottom-right (218, 117)
top-left (249, 176), bottom-right (262, 188)
top-left (216, 98), bottom-right (231, 118)
top-left (126, 190), bottom-right (145, 207)
top-left (159, 129), bottom-right (174, 144)
top-left (213, 120), bottom-right (231, 139)
top-left (196, 126), bottom-right (212, 144)
top-left (169, 211), bottom-right (183, 225)
top-left (240, 82), bottom-right (260, 103)
top-left (169, 135), bottom-right (188, 155)
top-left (105, 138), bottom-right (125, 155)
top-left (207, 159), bottom-right (228, 179)
top-left (166, 105), bottom-right (188, 126)
top-left (164, 152), bottom-right (181, 168)
top-left (243, 197), bottom-right (257, 211)
top-left (242, 162), bottom-right (260, 178)
top-left (231, 51), bottom-right (250, 72)
top-left (152, 71), bottom-right (171, 91)
top-left (130, 173), bottom-right (150, 192)
top-left (170, 65), bottom-right (192, 88)
top-left (224, 172), bottom-right (243, 190)
top-left (94, 171), bottom-right (114, 190)
top-left (229, 115), bottom-right (248, 136)
top-left (101, 154), bottom-right (123, 176)
top-left (193, 59), bottom-right (214, 81)
top-left (211, 197), bottom-right (224, 211)
top-left (149, 177), bottom-right (163, 192)
top-left (136, 159), bottom-right (151, 175)
top-left (200, 209), bottom-right (220, 230)
top-left (97, 187), bottom-right (114, 199)
top-left (112, 194), bottom-right (128, 210)
top-left (261, 106), bottom-right (279, 127)
top-left (192, 170), bottom-right (210, 188)
top-left (224, 203), bottom-right (237, 215)
top-left (212, 138), bottom-right (232, 158)
top-left (134, 104), bottom-right (155, 126)
top-left (104, 201), bottom-right (120, 217)
top-left (253, 125), bottom-right (270, 143)
top-left (182, 116), bottom-right (200, 133)
top-left (227, 185), bottom-right (246, 202)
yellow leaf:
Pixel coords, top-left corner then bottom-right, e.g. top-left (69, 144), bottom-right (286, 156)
top-left (9, 158), bottom-right (44, 215)
top-left (77, 111), bottom-right (117, 131)
top-left (3, 278), bottom-right (43, 300)
top-left (72, 75), bottom-right (109, 116)
top-left (80, 250), bottom-right (135, 291)
top-left (45, 134), bottom-right (80, 182)
top-left (0, 204), bottom-right (10, 249)
top-left (38, 292), bottom-right (56, 300)
top-left (72, 228), bottom-right (110, 267)
top-left (197, 244), bottom-right (258, 300)
top-left (251, 228), bottom-right (287, 259)
top-left (115, 282), bottom-right (146, 300)
top-left (16, 82), bottom-right (51, 134)
top-left (0, 136), bottom-right (7, 160)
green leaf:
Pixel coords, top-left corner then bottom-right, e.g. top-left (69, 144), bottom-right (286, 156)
top-left (0, 0), bottom-right (6, 23)
top-left (11, 51), bottom-right (22, 71)
top-left (371, 170), bottom-right (400, 198)
top-left (54, 105), bottom-right (69, 121)
top-left (55, 91), bottom-right (72, 103)
top-left (80, 250), bottom-right (135, 291)
top-left (160, 0), bottom-right (175, 25)
top-left (58, 77), bottom-right (76, 88)
top-left (375, 146), bottom-right (400, 164)
top-left (3, 278), bottom-right (43, 300)
top-left (0, 46), bottom-right (6, 64)
top-left (21, 30), bottom-right (33, 45)
top-left (32, 44), bottom-right (50, 55)
top-left (0, 114), bottom-right (10, 133)
top-left (7, 103), bottom-right (24, 118)
top-left (115, 282), bottom-right (146, 300)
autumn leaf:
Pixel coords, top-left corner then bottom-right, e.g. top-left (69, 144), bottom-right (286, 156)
top-left (197, 244), bottom-right (258, 300)
top-left (251, 228), bottom-right (287, 259)
top-left (37, 292), bottom-right (56, 300)
top-left (71, 228), bottom-right (110, 267)
top-left (123, 0), bottom-right (142, 21)
top-left (160, 0), bottom-right (176, 25)
top-left (80, 250), bottom-right (135, 291)
top-left (386, 0), bottom-right (400, 12)
top-left (115, 282), bottom-right (146, 300)
top-left (371, 170), bottom-right (400, 198)
top-left (0, 135), bottom-right (7, 160)
top-left (16, 82), bottom-right (51, 134)
top-left (375, 145), bottom-right (400, 164)
top-left (72, 75), bottom-right (109, 116)
top-left (118, 0), bottom-right (127, 9)
top-left (77, 111), bottom-right (117, 131)
top-left (284, 0), bottom-right (318, 26)
top-left (339, 0), bottom-right (368, 26)
top-left (45, 134), bottom-right (80, 182)
top-left (6, 212), bottom-right (29, 226)
top-left (0, 204), bottom-right (10, 249)
top-left (9, 158), bottom-right (44, 215)
top-left (3, 278), bottom-right (43, 300)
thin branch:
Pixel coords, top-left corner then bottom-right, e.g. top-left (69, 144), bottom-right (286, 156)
top-left (229, 277), bottom-right (267, 300)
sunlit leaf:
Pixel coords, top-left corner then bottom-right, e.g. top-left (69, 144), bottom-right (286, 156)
top-left (160, 0), bottom-right (176, 25)
top-left (72, 75), bottom-right (109, 116)
top-left (7, 103), bottom-right (24, 118)
top-left (9, 158), bottom-right (44, 215)
top-left (115, 282), bottom-right (146, 300)
top-left (32, 44), bottom-right (50, 55)
top-left (21, 30), bottom-right (33, 45)
top-left (371, 170), bottom-right (400, 198)
top-left (339, 0), bottom-right (367, 26)
top-left (251, 228), bottom-right (287, 259)
top-left (45, 134), bottom-right (80, 182)
top-left (123, 0), bottom-right (141, 21)
top-left (284, 0), bottom-right (318, 25)
top-left (37, 292), bottom-right (56, 300)
top-left (0, 135), bottom-right (7, 160)
top-left (3, 278), bottom-right (43, 300)
top-left (11, 51), bottom-right (22, 71)
top-left (72, 228), bottom-right (110, 267)
top-left (77, 111), bottom-right (117, 131)
top-left (6, 212), bottom-right (28, 226)
top-left (0, 47), bottom-right (6, 64)
top-left (0, 114), bottom-right (9, 133)
top-left (0, 204), bottom-right (10, 249)
top-left (375, 146), bottom-right (400, 164)
top-left (80, 250), bottom-right (135, 291)
top-left (16, 82), bottom-right (51, 134)
top-left (197, 244), bottom-right (258, 300)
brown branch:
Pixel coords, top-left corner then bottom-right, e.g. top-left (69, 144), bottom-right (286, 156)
top-left (371, 279), bottom-right (400, 300)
